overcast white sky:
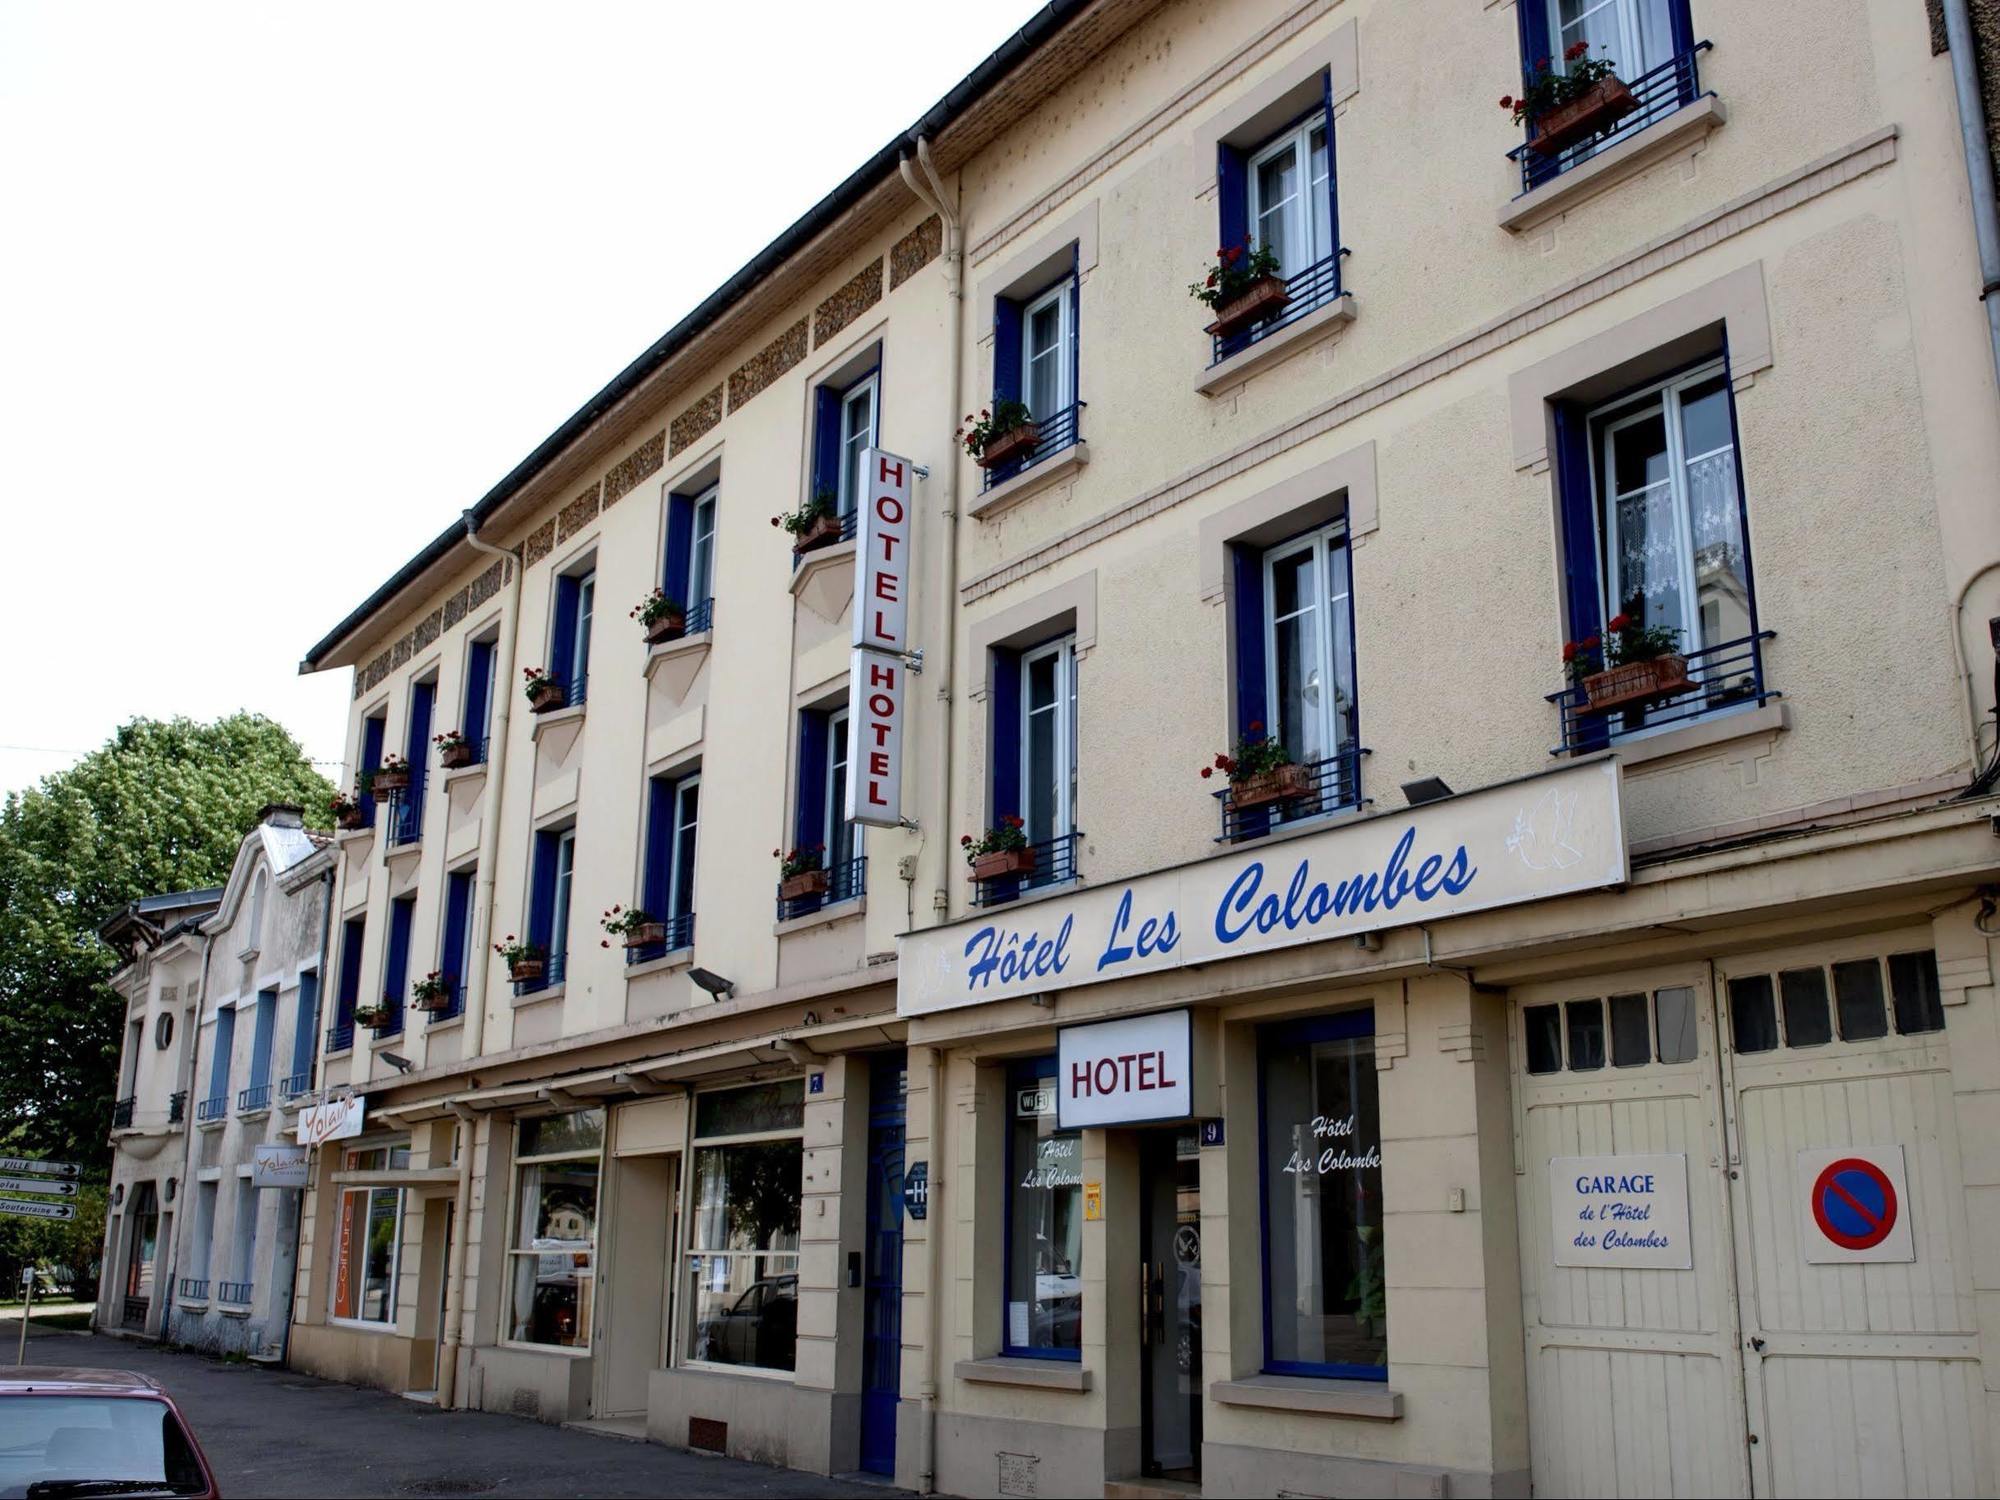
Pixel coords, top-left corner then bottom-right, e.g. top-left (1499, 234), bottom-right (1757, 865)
top-left (0, 2), bottom-right (1027, 797)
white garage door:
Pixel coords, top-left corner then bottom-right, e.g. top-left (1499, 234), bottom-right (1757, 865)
top-left (1513, 933), bottom-right (1987, 1498)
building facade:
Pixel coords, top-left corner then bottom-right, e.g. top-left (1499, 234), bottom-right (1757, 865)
top-left (291, 2), bottom-right (2000, 1496)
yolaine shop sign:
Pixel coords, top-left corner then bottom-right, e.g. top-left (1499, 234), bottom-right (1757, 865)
top-left (900, 759), bottom-right (1626, 1016)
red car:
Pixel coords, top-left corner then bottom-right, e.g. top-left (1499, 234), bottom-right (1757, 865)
top-left (0, 1368), bottom-right (219, 1499)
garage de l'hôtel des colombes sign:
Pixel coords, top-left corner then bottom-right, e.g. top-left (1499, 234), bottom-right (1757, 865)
top-left (898, 759), bottom-right (1627, 1017)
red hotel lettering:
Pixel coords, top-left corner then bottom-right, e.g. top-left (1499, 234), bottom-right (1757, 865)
top-left (874, 494), bottom-right (904, 526)
top-left (1070, 1050), bottom-right (1180, 1097)
top-left (876, 456), bottom-right (905, 487)
top-left (874, 572), bottom-right (899, 601)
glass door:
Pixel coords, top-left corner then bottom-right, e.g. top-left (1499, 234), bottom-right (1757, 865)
top-left (1140, 1128), bottom-right (1202, 1480)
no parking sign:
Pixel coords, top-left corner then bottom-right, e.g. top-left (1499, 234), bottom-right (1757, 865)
top-left (1796, 1146), bottom-right (1915, 1264)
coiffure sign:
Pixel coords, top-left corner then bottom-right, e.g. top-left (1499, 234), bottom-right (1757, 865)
top-left (1057, 1010), bottom-right (1192, 1128)
top-left (297, 1093), bottom-right (365, 1147)
top-left (847, 448), bottom-right (912, 828)
top-left (899, 759), bottom-right (1626, 1016)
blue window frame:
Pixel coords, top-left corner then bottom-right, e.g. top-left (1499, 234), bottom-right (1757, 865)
top-left (813, 355), bottom-right (881, 519)
top-left (1257, 1009), bottom-right (1385, 1380)
top-left (549, 567), bottom-right (596, 707)
top-left (205, 1006), bottom-right (236, 1119)
top-left (285, 970), bottom-right (319, 1095)
top-left (985, 257), bottom-right (1082, 489)
top-left (978, 637), bottom-right (1080, 906)
top-left (663, 484), bottom-right (719, 634)
top-left (522, 826), bottom-right (577, 990)
top-left (247, 989), bottom-right (277, 1092)
top-left (395, 678), bottom-right (435, 845)
top-left (379, 894), bottom-right (414, 1037)
top-left (437, 867), bottom-right (474, 1022)
top-left (357, 714), bottom-right (386, 826)
top-left (330, 917), bottom-right (364, 1052)
top-left (461, 636), bottom-right (495, 764)
top-left (635, 773), bottom-right (698, 960)
top-left (1002, 1056), bottom-right (1082, 1360)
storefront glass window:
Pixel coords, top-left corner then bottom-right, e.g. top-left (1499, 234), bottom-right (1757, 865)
top-left (685, 1082), bottom-right (803, 1373)
top-left (330, 1142), bottom-right (409, 1325)
top-left (1260, 1011), bottom-right (1386, 1379)
top-left (1005, 1057), bottom-right (1082, 1359)
top-left (507, 1108), bottom-right (602, 1349)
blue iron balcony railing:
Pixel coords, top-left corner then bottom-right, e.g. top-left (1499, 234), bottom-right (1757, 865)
top-left (195, 1094), bottom-right (227, 1124)
top-left (112, 1096), bottom-right (135, 1129)
top-left (681, 597), bottom-right (715, 636)
top-left (327, 1019), bottom-right (355, 1055)
top-left (216, 1280), bottom-right (254, 1305)
top-left (1547, 631), bottom-right (1777, 756)
top-left (237, 1082), bottom-right (272, 1114)
top-left (280, 1071), bottom-right (311, 1100)
top-left (969, 832), bottom-right (1082, 909)
top-left (1509, 43), bottom-right (1712, 197)
top-left (386, 787), bottom-right (423, 848)
top-left (368, 996), bottom-right (404, 1039)
top-left (1210, 250), bottom-right (1347, 366)
top-left (777, 856), bottom-right (866, 922)
top-left (439, 735), bottom-right (490, 770)
top-left (514, 948), bottom-right (569, 997)
top-left (625, 913), bottom-right (696, 966)
top-left (979, 403), bottom-right (1084, 493)
top-left (425, 980), bottom-right (465, 1025)
top-left (178, 1278), bottom-right (209, 1303)
top-left (1213, 748), bottom-right (1368, 843)
top-left (562, 670), bottom-right (589, 710)
top-left (169, 1090), bottom-right (186, 1124)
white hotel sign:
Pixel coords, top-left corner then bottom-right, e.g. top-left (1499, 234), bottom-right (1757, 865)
top-left (899, 759), bottom-right (1627, 1017)
top-left (847, 448), bottom-right (912, 829)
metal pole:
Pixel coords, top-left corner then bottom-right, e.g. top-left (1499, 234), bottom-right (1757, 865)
top-left (1941, 0), bottom-right (2000, 395)
top-left (17, 1265), bottom-right (34, 1366)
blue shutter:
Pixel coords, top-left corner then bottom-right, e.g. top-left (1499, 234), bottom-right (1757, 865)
top-left (248, 991), bottom-right (276, 1090)
top-left (384, 896), bottom-right (415, 1033)
top-left (210, 1009), bottom-right (235, 1102)
top-left (1552, 403), bottom-right (1603, 645)
top-left (463, 639), bottom-right (492, 750)
top-left (442, 871), bottom-right (473, 986)
top-left (336, 919), bottom-right (365, 1030)
top-left (528, 830), bottom-right (558, 951)
top-left (989, 650), bottom-right (1022, 826)
top-left (1217, 142), bottom-right (1249, 255)
top-left (795, 711), bottom-right (829, 851)
top-left (1516, 0), bottom-right (1552, 101)
top-left (358, 716), bottom-right (386, 824)
top-left (664, 490), bottom-right (694, 604)
top-left (1322, 70), bottom-right (1341, 277)
top-left (992, 298), bottom-right (1024, 407)
top-left (642, 776), bottom-right (675, 920)
top-left (1232, 544), bottom-right (1268, 740)
top-left (406, 680), bottom-right (435, 801)
top-left (812, 386), bottom-right (843, 500)
top-left (550, 575), bottom-right (580, 693)
top-left (290, 971), bottom-right (319, 1085)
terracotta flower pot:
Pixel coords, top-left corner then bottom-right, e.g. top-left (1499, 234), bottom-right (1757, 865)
top-left (976, 422), bottom-right (1041, 470)
top-left (970, 846), bottom-right (1036, 883)
top-left (439, 742), bottom-right (476, 769)
top-left (412, 989), bottom-right (452, 1013)
top-left (1526, 76), bottom-right (1638, 157)
top-left (1205, 274), bottom-right (1291, 341)
top-left (527, 681), bottom-right (566, 714)
top-left (352, 1007), bottom-right (390, 1029)
top-left (620, 921), bottom-right (667, 948)
top-left (1580, 654), bottom-right (1693, 715)
top-left (779, 869), bottom-right (830, 902)
top-left (792, 512), bottom-right (844, 555)
top-left (507, 957), bottom-right (545, 982)
top-left (336, 807), bottom-right (368, 831)
top-left (1228, 762), bottom-right (1314, 810)
top-left (643, 611), bottom-right (686, 645)
top-left (369, 768), bottom-right (409, 795)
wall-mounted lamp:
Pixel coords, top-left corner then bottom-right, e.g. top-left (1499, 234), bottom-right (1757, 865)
top-left (1401, 775), bottom-right (1454, 806)
top-left (689, 968), bottom-right (735, 999)
top-left (381, 1052), bottom-right (414, 1074)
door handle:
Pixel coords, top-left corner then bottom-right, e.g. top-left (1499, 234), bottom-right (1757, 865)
top-left (1139, 1261), bottom-right (1153, 1346)
top-left (1750, 1336), bottom-right (1765, 1352)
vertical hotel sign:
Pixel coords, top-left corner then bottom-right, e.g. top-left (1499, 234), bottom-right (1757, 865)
top-left (847, 448), bottom-right (912, 828)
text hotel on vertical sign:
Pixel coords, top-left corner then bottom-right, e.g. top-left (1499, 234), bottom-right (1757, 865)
top-left (847, 448), bottom-right (912, 827)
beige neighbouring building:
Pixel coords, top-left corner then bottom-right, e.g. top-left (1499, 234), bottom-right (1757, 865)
top-left (288, 1), bottom-right (2000, 1496)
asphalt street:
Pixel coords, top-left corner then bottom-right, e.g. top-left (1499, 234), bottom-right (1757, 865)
top-left (2, 1317), bottom-right (903, 1498)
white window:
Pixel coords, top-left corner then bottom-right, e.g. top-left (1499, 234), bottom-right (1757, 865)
top-left (550, 829), bottom-right (577, 967)
top-left (507, 1109), bottom-right (603, 1349)
top-left (668, 778), bottom-right (699, 923)
top-left (1021, 636), bottom-right (1078, 849)
top-left (329, 1143), bottom-right (409, 1325)
top-left (1263, 524), bottom-right (1358, 768)
top-left (1022, 281), bottom-right (1074, 421)
top-left (1247, 116), bottom-right (1332, 277)
top-left (823, 709), bottom-right (859, 873)
top-left (688, 485), bottom-right (718, 611)
top-left (837, 375), bottom-right (879, 517)
top-left (1550, 0), bottom-right (1676, 81)
top-left (1589, 359), bottom-right (1750, 674)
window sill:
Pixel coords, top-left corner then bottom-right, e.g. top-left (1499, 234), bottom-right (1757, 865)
top-left (774, 899), bottom-right (864, 937)
top-left (440, 763), bottom-right (489, 789)
top-left (970, 441), bottom-right (1090, 521)
top-left (498, 1339), bottom-right (592, 1358)
top-left (955, 1356), bottom-right (1091, 1392)
top-left (335, 827), bottom-right (375, 846)
top-left (1196, 293), bottom-right (1357, 398)
top-left (382, 838), bottom-right (423, 864)
top-left (675, 1360), bottom-right (796, 1384)
top-left (1601, 698), bottom-right (1787, 771)
top-left (969, 876), bottom-right (1080, 916)
top-left (511, 982), bottom-right (565, 1008)
top-left (177, 1299), bottom-right (208, 1313)
top-left (624, 948), bottom-right (692, 981)
top-left (217, 1303), bottom-right (252, 1319)
top-left (196, 1119), bottom-right (226, 1133)
top-left (1211, 1375), bottom-right (1401, 1420)
top-left (237, 1107), bottom-right (271, 1125)
top-left (1214, 799), bottom-right (1368, 853)
top-left (530, 702), bottom-right (586, 740)
top-left (645, 630), bottom-right (713, 680)
top-left (423, 1012), bottom-right (466, 1033)
top-left (789, 538), bottom-right (857, 599)
top-left (1499, 95), bottom-right (1727, 234)
top-left (328, 1317), bottom-right (399, 1335)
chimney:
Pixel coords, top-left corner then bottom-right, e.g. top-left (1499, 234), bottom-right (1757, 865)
top-left (258, 802), bottom-right (305, 829)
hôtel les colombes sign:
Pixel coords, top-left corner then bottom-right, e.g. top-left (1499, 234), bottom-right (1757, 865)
top-left (898, 759), bottom-right (1627, 1017)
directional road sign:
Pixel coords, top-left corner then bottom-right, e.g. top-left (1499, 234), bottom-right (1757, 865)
top-left (0, 1197), bottom-right (76, 1222)
top-left (0, 1176), bottom-right (76, 1198)
top-left (0, 1158), bottom-right (79, 1179)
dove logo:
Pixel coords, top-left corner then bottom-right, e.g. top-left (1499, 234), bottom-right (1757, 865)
top-left (1507, 788), bottom-right (1584, 872)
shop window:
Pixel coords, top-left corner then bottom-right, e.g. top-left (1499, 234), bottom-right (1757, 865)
top-left (506, 1109), bottom-right (603, 1349)
top-left (1004, 1058), bottom-right (1082, 1360)
top-left (329, 1143), bottom-right (409, 1325)
top-left (1524, 984), bottom-right (1699, 1073)
top-left (685, 1080), bottom-right (804, 1373)
top-left (1258, 1010), bottom-right (1384, 1380)
top-left (1729, 951), bottom-right (1942, 1054)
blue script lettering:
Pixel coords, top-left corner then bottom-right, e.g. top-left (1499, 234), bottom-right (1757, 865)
top-left (1214, 829), bottom-right (1481, 945)
top-left (1097, 890), bottom-right (1181, 972)
top-left (964, 915), bottom-right (1073, 992)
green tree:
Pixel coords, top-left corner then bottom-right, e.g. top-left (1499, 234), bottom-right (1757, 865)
top-left (0, 715), bottom-right (333, 1168)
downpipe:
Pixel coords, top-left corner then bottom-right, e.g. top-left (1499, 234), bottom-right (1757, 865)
top-left (1941, 0), bottom-right (2000, 395)
top-left (437, 1103), bottom-right (479, 1408)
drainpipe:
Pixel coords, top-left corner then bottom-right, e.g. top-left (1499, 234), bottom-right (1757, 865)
top-left (446, 516), bottom-right (520, 1408)
top-left (1942, 0), bottom-right (2000, 395)
top-left (278, 867), bottom-right (337, 1370)
top-left (896, 138), bottom-right (962, 1498)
